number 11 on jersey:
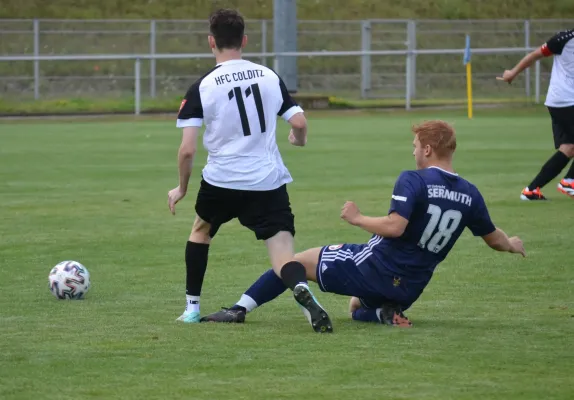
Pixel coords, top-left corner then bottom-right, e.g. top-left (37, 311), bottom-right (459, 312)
top-left (228, 83), bottom-right (266, 136)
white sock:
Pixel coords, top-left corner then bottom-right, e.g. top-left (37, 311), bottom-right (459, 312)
top-left (236, 294), bottom-right (258, 312)
top-left (186, 295), bottom-right (200, 313)
top-left (375, 308), bottom-right (383, 323)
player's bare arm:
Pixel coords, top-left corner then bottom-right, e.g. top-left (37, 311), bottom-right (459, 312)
top-left (499, 47), bottom-right (545, 83)
top-left (340, 201), bottom-right (408, 238)
top-left (168, 127), bottom-right (199, 215)
top-left (287, 112), bottom-right (307, 146)
top-left (482, 228), bottom-right (526, 257)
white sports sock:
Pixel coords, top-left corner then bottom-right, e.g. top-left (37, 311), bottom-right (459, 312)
top-left (186, 295), bottom-right (200, 313)
top-left (236, 294), bottom-right (258, 312)
top-left (375, 308), bottom-right (383, 323)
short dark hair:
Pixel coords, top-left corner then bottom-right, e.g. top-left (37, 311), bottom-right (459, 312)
top-left (209, 9), bottom-right (245, 50)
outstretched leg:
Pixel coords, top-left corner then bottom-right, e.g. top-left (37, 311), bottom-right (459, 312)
top-left (201, 245), bottom-right (330, 332)
top-left (521, 147), bottom-right (572, 200)
top-left (522, 106), bottom-right (574, 200)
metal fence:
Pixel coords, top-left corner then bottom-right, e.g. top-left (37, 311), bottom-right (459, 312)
top-left (1, 19), bottom-right (573, 108)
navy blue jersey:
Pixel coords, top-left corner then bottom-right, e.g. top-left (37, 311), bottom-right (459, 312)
top-left (370, 167), bottom-right (495, 283)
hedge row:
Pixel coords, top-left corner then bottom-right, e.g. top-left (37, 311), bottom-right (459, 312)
top-left (2, 0), bottom-right (573, 20)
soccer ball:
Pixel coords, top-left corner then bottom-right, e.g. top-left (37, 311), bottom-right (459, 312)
top-left (48, 261), bottom-right (91, 299)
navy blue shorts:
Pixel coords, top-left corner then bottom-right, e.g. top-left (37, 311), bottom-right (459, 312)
top-left (315, 241), bottom-right (426, 310)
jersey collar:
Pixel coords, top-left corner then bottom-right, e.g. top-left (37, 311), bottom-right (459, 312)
top-left (427, 166), bottom-right (459, 176)
top-left (216, 59), bottom-right (248, 66)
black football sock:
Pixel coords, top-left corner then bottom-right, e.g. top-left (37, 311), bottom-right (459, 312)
top-left (528, 151), bottom-right (570, 190)
top-left (564, 160), bottom-right (574, 180)
top-left (186, 241), bottom-right (209, 297)
top-left (280, 261), bottom-right (308, 290)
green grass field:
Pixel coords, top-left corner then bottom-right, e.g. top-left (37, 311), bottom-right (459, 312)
top-left (1, 108), bottom-right (573, 400)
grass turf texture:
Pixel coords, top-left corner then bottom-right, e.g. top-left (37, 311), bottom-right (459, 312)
top-left (0, 96), bottom-right (533, 116)
top-left (1, 108), bottom-right (573, 399)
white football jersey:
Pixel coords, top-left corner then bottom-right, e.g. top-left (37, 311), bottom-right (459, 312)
top-left (176, 59), bottom-right (304, 191)
top-left (541, 29), bottom-right (574, 108)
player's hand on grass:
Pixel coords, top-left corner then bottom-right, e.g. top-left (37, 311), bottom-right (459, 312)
top-left (498, 70), bottom-right (516, 84)
top-left (168, 186), bottom-right (186, 215)
top-left (288, 129), bottom-right (306, 146)
top-left (341, 201), bottom-right (362, 225)
top-left (509, 236), bottom-right (526, 257)
top-left (348, 297), bottom-right (362, 314)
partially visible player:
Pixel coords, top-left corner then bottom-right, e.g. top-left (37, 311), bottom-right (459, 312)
top-left (168, 9), bottom-right (332, 332)
top-left (201, 120), bottom-right (526, 327)
top-left (499, 29), bottom-right (574, 200)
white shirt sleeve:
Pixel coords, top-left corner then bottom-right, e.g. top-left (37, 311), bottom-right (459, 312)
top-left (280, 105), bottom-right (304, 122)
top-left (176, 118), bottom-right (203, 128)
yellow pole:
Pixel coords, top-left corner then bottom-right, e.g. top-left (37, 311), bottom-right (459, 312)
top-left (466, 62), bottom-right (473, 119)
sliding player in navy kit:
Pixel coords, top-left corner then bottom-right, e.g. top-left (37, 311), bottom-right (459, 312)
top-left (202, 120), bottom-right (525, 328)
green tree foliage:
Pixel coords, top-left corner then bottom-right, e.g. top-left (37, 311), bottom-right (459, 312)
top-left (1, 0), bottom-right (573, 20)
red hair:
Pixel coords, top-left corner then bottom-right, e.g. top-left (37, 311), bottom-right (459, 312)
top-left (412, 120), bottom-right (456, 158)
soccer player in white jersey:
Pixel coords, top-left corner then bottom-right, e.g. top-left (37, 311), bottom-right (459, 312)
top-left (500, 29), bottom-right (574, 200)
top-left (167, 9), bottom-right (332, 333)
